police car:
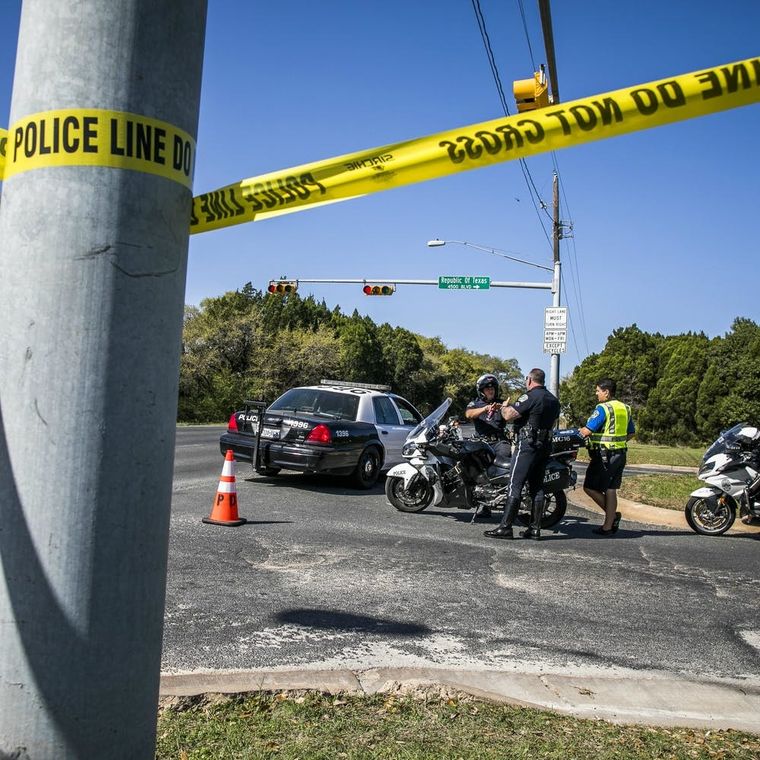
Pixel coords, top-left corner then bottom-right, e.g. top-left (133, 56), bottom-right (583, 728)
top-left (219, 380), bottom-right (423, 488)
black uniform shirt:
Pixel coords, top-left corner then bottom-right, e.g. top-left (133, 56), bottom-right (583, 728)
top-left (466, 397), bottom-right (506, 439)
top-left (509, 386), bottom-right (560, 433)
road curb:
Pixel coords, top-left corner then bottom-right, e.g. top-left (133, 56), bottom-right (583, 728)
top-left (567, 490), bottom-right (757, 535)
top-left (160, 666), bottom-right (760, 733)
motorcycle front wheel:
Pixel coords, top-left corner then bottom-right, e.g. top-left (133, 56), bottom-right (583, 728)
top-left (516, 490), bottom-right (567, 529)
top-left (685, 495), bottom-right (736, 535)
top-left (385, 475), bottom-right (435, 513)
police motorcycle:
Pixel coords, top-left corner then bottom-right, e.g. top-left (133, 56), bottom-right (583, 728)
top-left (384, 398), bottom-right (584, 527)
top-left (684, 423), bottom-right (760, 536)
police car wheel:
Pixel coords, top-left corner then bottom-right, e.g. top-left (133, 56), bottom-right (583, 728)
top-left (351, 447), bottom-right (381, 489)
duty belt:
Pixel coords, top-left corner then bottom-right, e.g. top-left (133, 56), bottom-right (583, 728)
top-left (519, 426), bottom-right (552, 443)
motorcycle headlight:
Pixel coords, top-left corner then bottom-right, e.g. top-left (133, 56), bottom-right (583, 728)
top-left (402, 443), bottom-right (417, 457)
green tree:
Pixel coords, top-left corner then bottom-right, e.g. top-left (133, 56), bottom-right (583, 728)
top-left (696, 318), bottom-right (760, 439)
top-left (561, 324), bottom-right (661, 428)
top-left (338, 314), bottom-right (385, 384)
top-left (637, 333), bottom-right (709, 444)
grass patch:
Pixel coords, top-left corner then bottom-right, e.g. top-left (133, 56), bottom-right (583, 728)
top-left (156, 692), bottom-right (760, 759)
top-left (576, 442), bottom-right (703, 467)
top-left (618, 475), bottom-right (703, 511)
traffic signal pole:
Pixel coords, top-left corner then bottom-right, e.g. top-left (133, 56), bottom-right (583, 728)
top-left (0, 2), bottom-right (206, 758)
top-left (282, 277), bottom-right (553, 290)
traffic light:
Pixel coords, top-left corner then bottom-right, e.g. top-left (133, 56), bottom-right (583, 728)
top-left (513, 69), bottom-right (550, 112)
top-left (267, 279), bottom-right (298, 294)
top-left (362, 283), bottom-right (395, 296)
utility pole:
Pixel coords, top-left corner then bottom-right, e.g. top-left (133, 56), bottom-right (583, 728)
top-left (0, 2), bottom-right (206, 758)
top-left (537, 0), bottom-right (560, 104)
top-left (549, 171), bottom-right (562, 399)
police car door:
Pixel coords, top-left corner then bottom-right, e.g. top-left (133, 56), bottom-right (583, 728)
top-left (372, 396), bottom-right (408, 468)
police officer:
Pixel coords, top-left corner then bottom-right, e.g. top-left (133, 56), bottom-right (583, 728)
top-left (579, 378), bottom-right (635, 535)
top-left (465, 373), bottom-right (507, 440)
top-left (465, 374), bottom-right (509, 519)
top-left (484, 367), bottom-right (559, 541)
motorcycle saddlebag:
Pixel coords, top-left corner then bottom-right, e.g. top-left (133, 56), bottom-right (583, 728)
top-left (543, 459), bottom-right (571, 493)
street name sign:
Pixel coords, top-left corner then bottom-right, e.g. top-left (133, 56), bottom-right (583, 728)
top-left (438, 276), bottom-right (491, 290)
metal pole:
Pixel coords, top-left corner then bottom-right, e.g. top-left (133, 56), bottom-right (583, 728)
top-left (538, 0), bottom-right (561, 104)
top-left (0, 2), bottom-right (206, 758)
top-left (549, 172), bottom-right (562, 399)
top-left (294, 277), bottom-right (552, 290)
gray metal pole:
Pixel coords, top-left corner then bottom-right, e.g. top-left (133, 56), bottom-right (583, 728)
top-left (549, 172), bottom-right (561, 399)
top-left (0, 2), bottom-right (206, 758)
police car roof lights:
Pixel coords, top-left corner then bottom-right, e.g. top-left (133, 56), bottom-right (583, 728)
top-left (320, 379), bottom-right (392, 392)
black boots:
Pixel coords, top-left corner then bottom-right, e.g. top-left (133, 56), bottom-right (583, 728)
top-left (484, 498), bottom-right (520, 539)
top-left (483, 525), bottom-right (517, 539)
top-left (519, 496), bottom-right (544, 540)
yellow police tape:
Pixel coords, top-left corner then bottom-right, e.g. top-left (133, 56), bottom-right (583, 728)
top-left (1, 58), bottom-right (757, 227)
top-left (190, 56), bottom-right (760, 235)
top-left (0, 127), bottom-right (6, 179)
top-left (1, 110), bottom-right (195, 188)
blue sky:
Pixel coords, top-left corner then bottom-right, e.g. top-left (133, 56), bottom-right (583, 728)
top-left (2, 2), bottom-right (759, 377)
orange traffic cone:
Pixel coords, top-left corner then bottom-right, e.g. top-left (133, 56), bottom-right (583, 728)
top-left (203, 449), bottom-right (247, 526)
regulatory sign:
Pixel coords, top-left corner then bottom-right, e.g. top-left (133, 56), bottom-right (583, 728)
top-left (543, 307), bottom-right (568, 353)
top-left (544, 329), bottom-right (567, 343)
top-left (438, 276), bottom-right (491, 290)
top-left (544, 307), bottom-right (567, 328)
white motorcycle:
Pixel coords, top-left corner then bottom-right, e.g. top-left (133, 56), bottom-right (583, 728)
top-left (685, 423), bottom-right (760, 535)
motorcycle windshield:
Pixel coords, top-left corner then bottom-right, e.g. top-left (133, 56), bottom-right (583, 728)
top-left (405, 398), bottom-right (452, 443)
top-left (703, 423), bottom-right (747, 460)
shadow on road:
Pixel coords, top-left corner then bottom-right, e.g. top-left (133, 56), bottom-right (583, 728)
top-left (276, 608), bottom-right (430, 636)
top-left (239, 471), bottom-right (385, 497)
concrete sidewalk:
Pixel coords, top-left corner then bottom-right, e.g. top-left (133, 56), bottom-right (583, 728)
top-left (160, 666), bottom-right (760, 733)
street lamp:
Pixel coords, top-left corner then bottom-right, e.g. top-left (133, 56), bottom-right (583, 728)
top-left (427, 239), bottom-right (552, 272)
top-left (427, 238), bottom-right (563, 399)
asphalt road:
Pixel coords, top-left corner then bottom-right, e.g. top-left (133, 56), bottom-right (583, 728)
top-left (164, 426), bottom-right (760, 687)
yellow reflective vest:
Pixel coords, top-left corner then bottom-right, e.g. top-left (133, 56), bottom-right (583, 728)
top-left (589, 400), bottom-right (631, 450)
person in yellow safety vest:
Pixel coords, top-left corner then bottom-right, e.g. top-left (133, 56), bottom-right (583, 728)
top-left (579, 378), bottom-right (635, 536)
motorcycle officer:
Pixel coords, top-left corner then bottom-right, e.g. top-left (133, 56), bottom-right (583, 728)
top-left (484, 367), bottom-right (560, 541)
top-left (465, 373), bottom-right (509, 518)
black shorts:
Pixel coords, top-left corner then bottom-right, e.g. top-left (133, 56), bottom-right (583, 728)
top-left (584, 449), bottom-right (627, 492)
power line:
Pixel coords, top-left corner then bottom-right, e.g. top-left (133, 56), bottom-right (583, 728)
top-left (470, 0), bottom-right (553, 247)
top-left (517, 0), bottom-right (537, 71)
top-left (513, 1), bottom-right (589, 360)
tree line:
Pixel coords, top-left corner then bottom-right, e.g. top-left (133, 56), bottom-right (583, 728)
top-left (560, 319), bottom-right (760, 444)
top-left (179, 285), bottom-right (759, 445)
top-left (178, 284), bottom-right (521, 423)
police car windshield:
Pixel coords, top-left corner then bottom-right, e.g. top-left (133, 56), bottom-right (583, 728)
top-left (269, 388), bottom-right (360, 421)
top-left (406, 398), bottom-right (452, 442)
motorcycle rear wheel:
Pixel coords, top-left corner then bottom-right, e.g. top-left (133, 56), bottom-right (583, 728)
top-left (685, 495), bottom-right (736, 535)
top-left (385, 475), bottom-right (435, 513)
top-left (516, 490), bottom-right (567, 529)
